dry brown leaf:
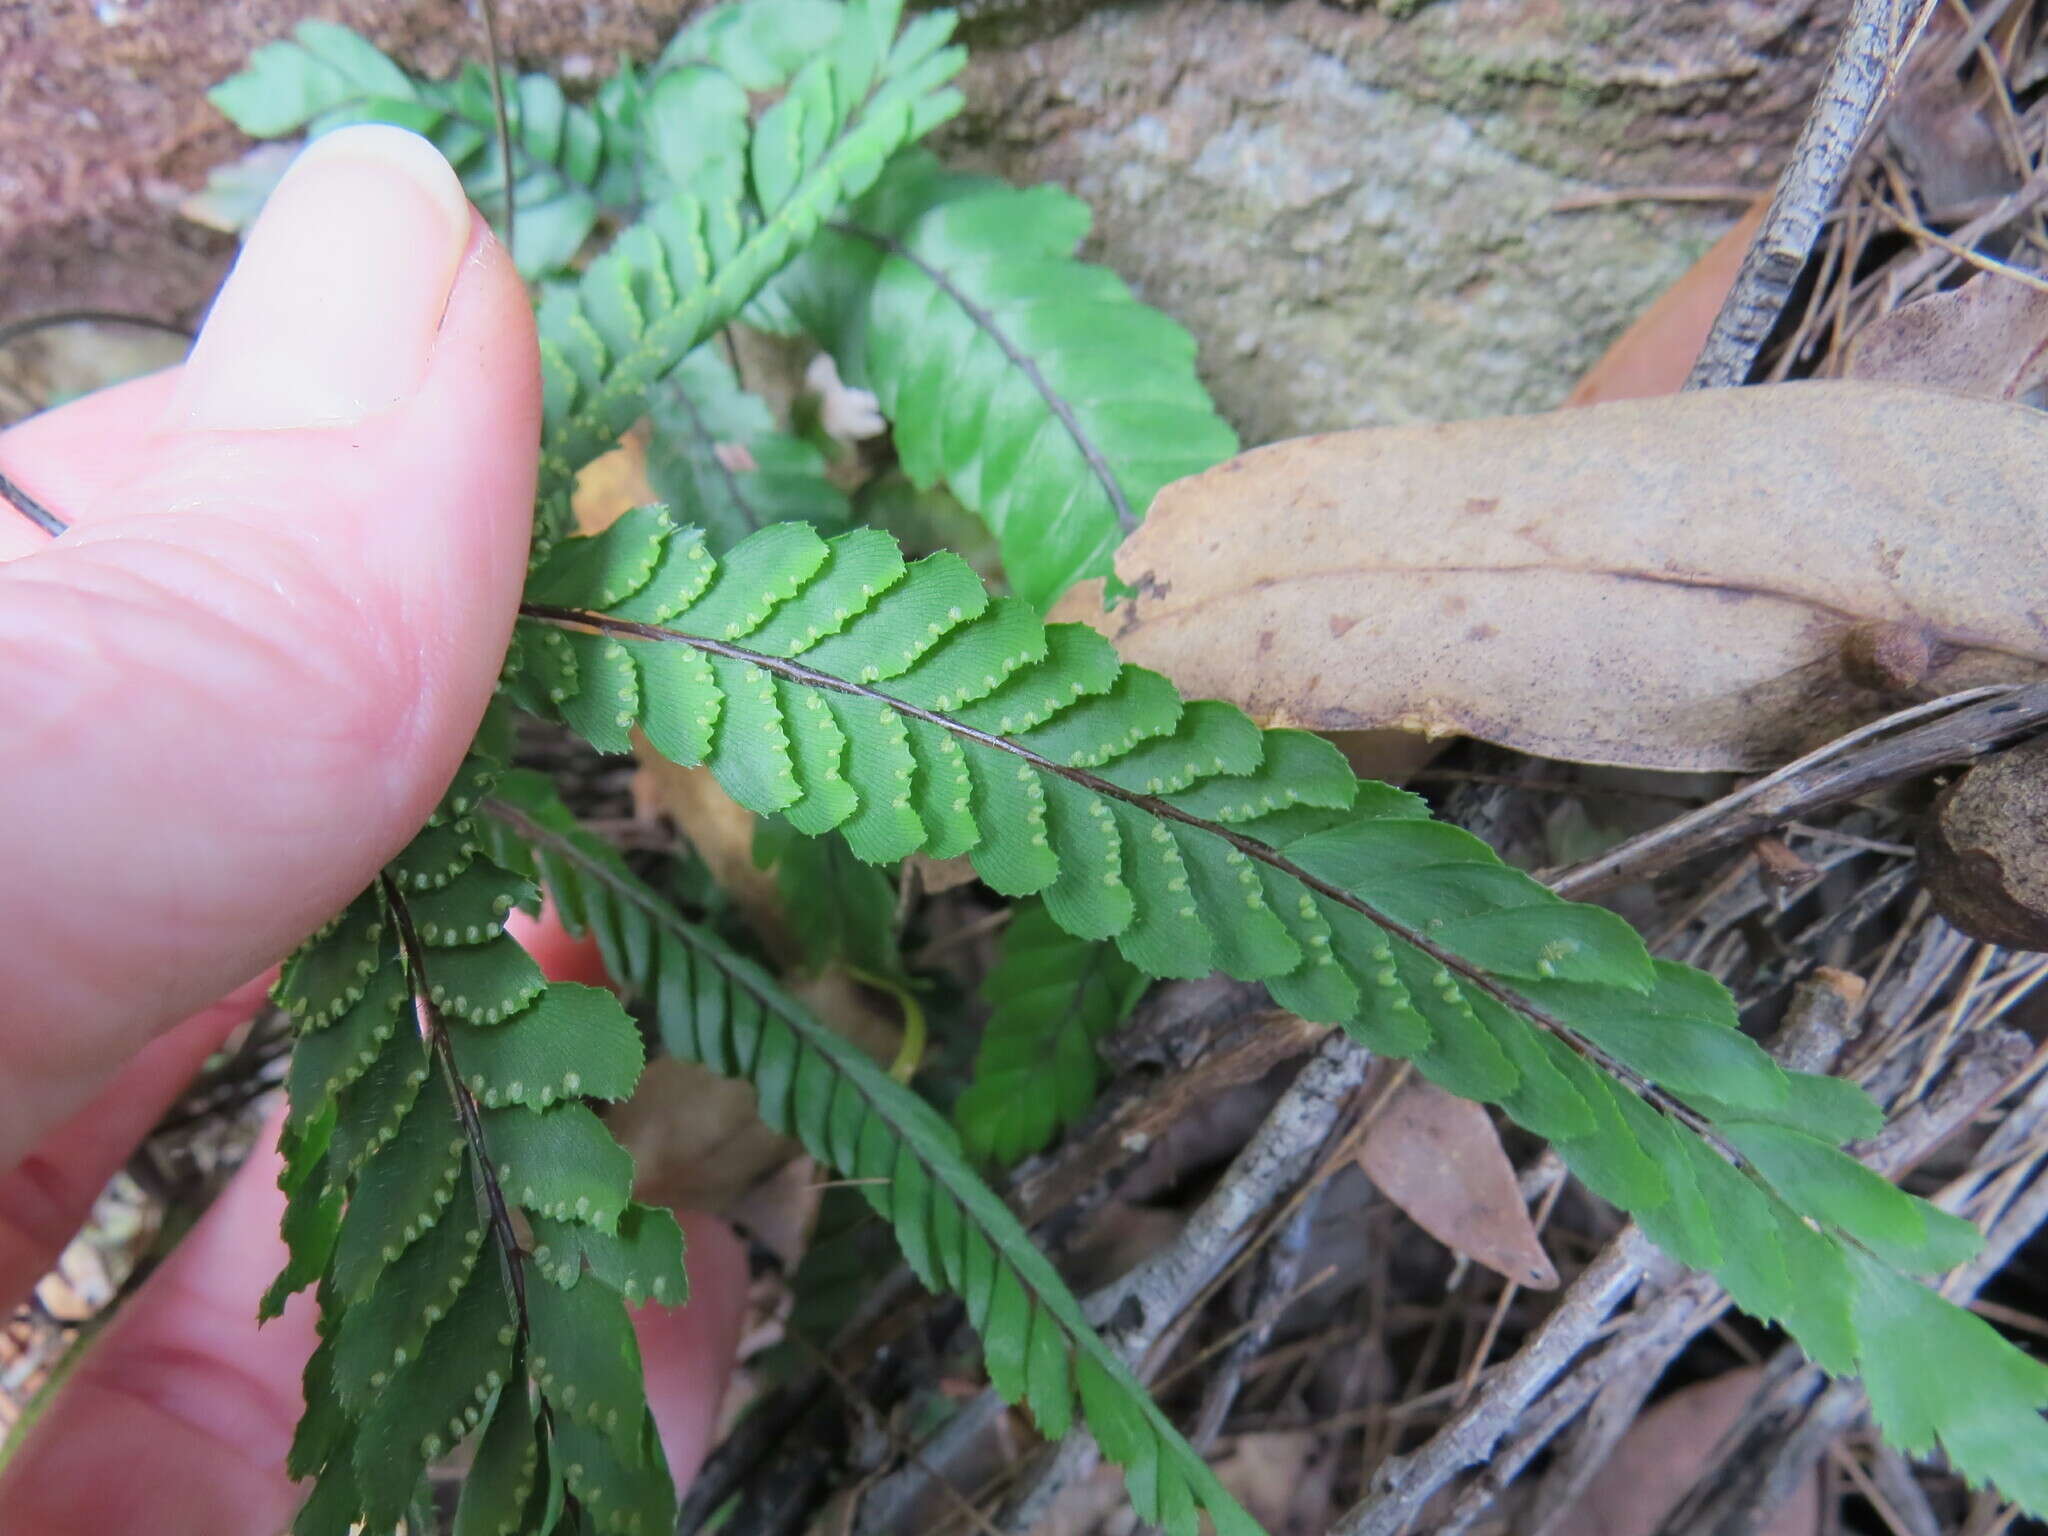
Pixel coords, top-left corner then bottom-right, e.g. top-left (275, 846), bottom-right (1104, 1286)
top-left (907, 851), bottom-right (981, 894)
top-left (1357, 1074), bottom-right (1558, 1289)
top-left (612, 1057), bottom-right (797, 1212)
top-left (1565, 200), bottom-right (1766, 409)
top-left (1550, 1369), bottom-right (1819, 1536)
top-left (572, 420), bottom-right (657, 534)
top-left (1846, 272), bottom-right (2048, 405)
top-left (1209, 1431), bottom-right (1333, 1534)
top-left (1087, 381), bottom-right (2048, 771)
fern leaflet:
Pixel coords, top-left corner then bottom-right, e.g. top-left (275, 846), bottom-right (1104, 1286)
top-left (531, 0), bottom-right (965, 548)
top-left (208, 20), bottom-right (646, 277)
top-left (957, 898), bottom-right (1146, 1163)
top-left (268, 732), bottom-right (690, 1535)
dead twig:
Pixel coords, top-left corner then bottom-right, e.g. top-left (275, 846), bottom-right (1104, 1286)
top-left (990, 1033), bottom-right (1374, 1533)
top-left (1689, 0), bottom-right (1938, 387)
top-left (1547, 683), bottom-right (2048, 897)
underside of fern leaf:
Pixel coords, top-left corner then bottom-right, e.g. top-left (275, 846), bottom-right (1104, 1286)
top-left (515, 505), bottom-right (2048, 1511)
top-left (270, 736), bottom-right (690, 1536)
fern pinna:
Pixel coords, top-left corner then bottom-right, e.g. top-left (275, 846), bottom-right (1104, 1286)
top-left (214, 0), bottom-right (2048, 1528)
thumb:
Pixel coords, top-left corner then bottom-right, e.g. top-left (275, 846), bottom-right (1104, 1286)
top-left (0, 126), bottom-right (539, 1168)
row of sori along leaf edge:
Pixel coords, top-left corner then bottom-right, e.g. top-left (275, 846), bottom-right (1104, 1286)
top-left (510, 503), bottom-right (2048, 1512)
top-left (269, 741), bottom-right (694, 1536)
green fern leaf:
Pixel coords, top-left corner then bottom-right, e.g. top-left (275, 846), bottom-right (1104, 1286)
top-left (208, 20), bottom-right (416, 137)
top-left (483, 773), bottom-right (1265, 1536)
top-left (1845, 1246), bottom-right (2048, 1507)
top-left (350, 1260), bottom-right (516, 1525)
top-left (208, 20), bottom-right (645, 276)
top-left (448, 981), bottom-right (646, 1111)
top-left (529, 1205), bottom-right (690, 1305)
top-left (290, 1454), bottom-right (362, 1536)
top-left (774, 150), bottom-right (1238, 607)
top-left (261, 1116), bottom-right (345, 1321)
top-left (271, 745), bottom-right (688, 1532)
top-left (956, 899), bottom-right (1145, 1163)
top-left (533, 0), bottom-right (966, 544)
top-left (658, 0), bottom-right (848, 87)
top-left (483, 1102), bottom-right (635, 1231)
top-left (284, 958), bottom-right (407, 1125)
top-left (513, 512), bottom-right (2048, 1512)
top-left (274, 888), bottom-right (387, 1026)
top-left (331, 1084), bottom-right (468, 1302)
top-left (647, 345), bottom-right (853, 553)
top-left (527, 1277), bottom-right (651, 1458)
top-left (331, 1190), bottom-right (487, 1409)
top-left (555, 1410), bottom-right (677, 1535)
top-left (327, 1020), bottom-right (432, 1176)
top-left (454, 1378), bottom-right (543, 1536)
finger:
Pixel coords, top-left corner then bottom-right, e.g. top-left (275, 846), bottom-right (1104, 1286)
top-left (0, 125), bottom-right (541, 1168)
top-left (506, 903), bottom-right (614, 989)
top-left (0, 976), bottom-right (269, 1311)
top-left (636, 1211), bottom-right (750, 1487)
top-left (0, 1117), bottom-right (318, 1536)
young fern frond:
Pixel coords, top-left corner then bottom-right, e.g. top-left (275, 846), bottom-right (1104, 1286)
top-left (515, 506), bottom-right (2048, 1509)
top-left (478, 771), bottom-right (1265, 1536)
top-left (956, 899), bottom-right (1146, 1163)
top-left (531, 0), bottom-right (965, 548)
top-left (208, 20), bottom-right (646, 277)
top-left (268, 738), bottom-right (691, 1536)
top-left (769, 150), bottom-right (1241, 608)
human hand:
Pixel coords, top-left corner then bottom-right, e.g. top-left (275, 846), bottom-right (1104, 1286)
top-left (0, 126), bottom-right (743, 1533)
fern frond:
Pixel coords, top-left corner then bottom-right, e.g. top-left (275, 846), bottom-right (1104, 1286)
top-left (646, 345), bottom-right (853, 553)
top-left (532, 0), bottom-right (965, 545)
top-left (656, 0), bottom-right (850, 88)
top-left (207, 20), bottom-right (646, 277)
top-left (957, 898), bottom-right (1145, 1163)
top-left (771, 150), bottom-right (1238, 607)
top-left (514, 509), bottom-right (2048, 1509)
top-left (752, 814), bottom-right (908, 979)
top-left (481, 772), bottom-right (1264, 1536)
top-left (269, 738), bottom-right (689, 1535)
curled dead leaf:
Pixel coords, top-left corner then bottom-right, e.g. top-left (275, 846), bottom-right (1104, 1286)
top-left (1094, 382), bottom-right (2048, 771)
top-left (1357, 1074), bottom-right (1558, 1290)
top-left (1846, 270), bottom-right (2048, 406)
top-left (1549, 1369), bottom-right (1818, 1536)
